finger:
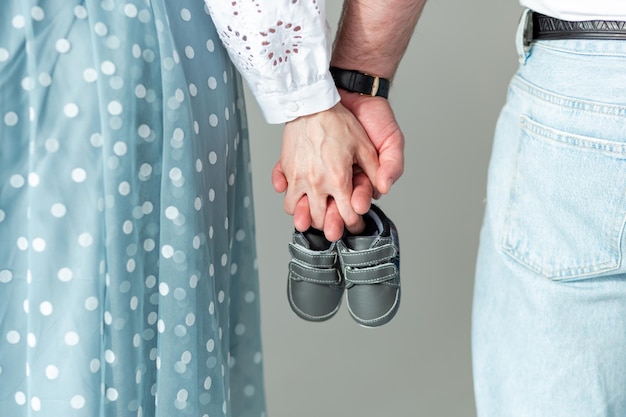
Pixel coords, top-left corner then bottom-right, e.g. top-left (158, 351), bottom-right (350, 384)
top-left (376, 138), bottom-right (405, 195)
top-left (293, 196), bottom-right (312, 232)
top-left (271, 161), bottom-right (288, 193)
top-left (307, 193), bottom-right (328, 230)
top-left (355, 142), bottom-right (380, 189)
top-left (333, 197), bottom-right (362, 234)
top-left (351, 171), bottom-right (373, 215)
top-left (323, 199), bottom-right (345, 242)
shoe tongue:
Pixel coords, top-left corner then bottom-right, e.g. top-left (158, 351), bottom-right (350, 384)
top-left (344, 235), bottom-right (377, 251)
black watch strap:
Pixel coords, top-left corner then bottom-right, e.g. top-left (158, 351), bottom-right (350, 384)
top-left (329, 66), bottom-right (390, 99)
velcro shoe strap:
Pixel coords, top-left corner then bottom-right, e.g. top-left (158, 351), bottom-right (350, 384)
top-left (345, 263), bottom-right (397, 284)
top-left (289, 243), bottom-right (336, 268)
top-left (340, 245), bottom-right (396, 267)
top-left (289, 261), bottom-right (340, 284)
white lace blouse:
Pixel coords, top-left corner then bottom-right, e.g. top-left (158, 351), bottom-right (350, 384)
top-left (206, 0), bottom-right (339, 124)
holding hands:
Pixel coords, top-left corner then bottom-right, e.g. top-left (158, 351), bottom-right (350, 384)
top-left (273, 92), bottom-right (405, 241)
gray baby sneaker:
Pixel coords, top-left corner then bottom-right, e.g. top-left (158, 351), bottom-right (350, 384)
top-left (337, 204), bottom-right (400, 328)
top-left (287, 228), bottom-right (344, 322)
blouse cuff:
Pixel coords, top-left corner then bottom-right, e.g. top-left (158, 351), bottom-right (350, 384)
top-left (253, 75), bottom-right (340, 124)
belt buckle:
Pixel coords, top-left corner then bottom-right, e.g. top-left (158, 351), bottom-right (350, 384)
top-left (522, 10), bottom-right (534, 48)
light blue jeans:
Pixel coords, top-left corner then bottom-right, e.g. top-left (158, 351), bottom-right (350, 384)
top-left (473, 10), bottom-right (626, 417)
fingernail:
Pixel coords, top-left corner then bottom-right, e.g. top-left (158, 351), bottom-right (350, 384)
top-left (386, 178), bottom-right (394, 191)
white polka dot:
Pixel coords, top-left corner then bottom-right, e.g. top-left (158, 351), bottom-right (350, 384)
top-left (51, 203), bottom-right (67, 217)
top-left (101, 61), bottom-right (116, 75)
top-left (138, 124), bottom-right (151, 138)
top-left (124, 4), bottom-right (138, 17)
top-left (244, 291), bottom-right (255, 303)
top-left (28, 172), bottom-right (39, 187)
top-left (71, 168), bottom-right (87, 182)
top-left (39, 301), bottom-right (53, 316)
top-left (138, 9), bottom-right (151, 23)
top-left (85, 296), bottom-right (98, 311)
top-left (174, 324), bottom-right (186, 337)
top-left (17, 237), bottom-right (28, 250)
top-left (89, 359), bottom-right (100, 372)
top-left (119, 181), bottom-right (131, 196)
top-left (181, 8), bottom-right (191, 21)
top-left (0, 270), bottom-right (13, 283)
top-left (31, 6), bottom-right (45, 21)
top-left (208, 77), bottom-right (217, 90)
top-left (7, 330), bottom-right (20, 344)
top-left (108, 101), bottom-right (123, 116)
top-left (165, 206), bottom-right (179, 220)
top-left (70, 395), bottom-right (85, 409)
top-left (83, 68), bottom-right (98, 83)
top-left (106, 388), bottom-right (119, 401)
top-left (38, 72), bottom-right (52, 86)
top-left (208, 151), bottom-right (218, 165)
top-left (218, 290), bottom-right (225, 303)
top-left (74, 5), bottom-right (87, 19)
top-left (27, 333), bottom-right (37, 347)
top-left (0, 48), bottom-right (9, 62)
top-left (64, 331), bottom-right (79, 345)
top-left (221, 253), bottom-right (228, 266)
top-left (57, 267), bottom-right (73, 282)
top-left (135, 84), bottom-right (147, 98)
top-left (185, 45), bottom-right (195, 59)
top-left (101, 0), bottom-right (114, 11)
top-left (56, 38), bottom-right (71, 54)
top-left (109, 75), bottom-right (123, 89)
top-left (64, 103), bottom-right (79, 118)
top-left (105, 350), bottom-right (115, 364)
top-left (122, 220), bottom-right (133, 234)
top-left (159, 282), bottom-right (170, 296)
top-left (78, 233), bottom-right (93, 247)
top-left (188, 83), bottom-right (198, 96)
top-left (21, 77), bottom-right (35, 91)
top-left (94, 22), bottom-right (108, 36)
top-left (0, 209), bottom-right (5, 223)
top-left (32, 238), bottom-right (46, 252)
top-left (45, 138), bottom-right (59, 152)
top-left (12, 15), bottom-right (25, 29)
top-left (10, 175), bottom-right (25, 188)
top-left (45, 365), bottom-right (59, 380)
top-left (4, 111), bottom-right (18, 126)
top-left (208, 189), bottom-right (215, 202)
top-left (206, 39), bottom-right (215, 52)
top-left (244, 385), bottom-right (255, 397)
top-left (142, 49), bottom-right (155, 63)
top-left (209, 114), bottom-right (218, 127)
top-left (15, 391), bottom-right (26, 405)
top-left (235, 323), bottom-right (246, 335)
top-left (142, 238), bottom-right (155, 252)
top-left (31, 397), bottom-right (41, 411)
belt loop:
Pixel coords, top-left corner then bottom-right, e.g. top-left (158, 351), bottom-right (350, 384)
top-left (516, 9), bottom-right (533, 64)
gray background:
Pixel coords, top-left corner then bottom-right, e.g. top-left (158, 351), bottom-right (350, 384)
top-left (246, 1), bottom-right (521, 416)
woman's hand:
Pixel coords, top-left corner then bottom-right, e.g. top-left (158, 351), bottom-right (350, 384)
top-left (272, 102), bottom-right (379, 241)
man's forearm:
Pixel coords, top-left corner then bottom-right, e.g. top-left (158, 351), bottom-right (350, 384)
top-left (331, 0), bottom-right (426, 79)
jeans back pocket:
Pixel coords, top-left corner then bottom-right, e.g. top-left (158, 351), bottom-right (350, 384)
top-left (502, 115), bottom-right (626, 280)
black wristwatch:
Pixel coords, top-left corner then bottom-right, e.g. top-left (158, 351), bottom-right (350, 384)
top-left (329, 66), bottom-right (390, 99)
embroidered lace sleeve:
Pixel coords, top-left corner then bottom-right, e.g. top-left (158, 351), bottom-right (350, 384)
top-left (206, 0), bottom-right (339, 124)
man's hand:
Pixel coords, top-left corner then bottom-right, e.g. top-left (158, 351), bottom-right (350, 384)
top-left (338, 90), bottom-right (405, 197)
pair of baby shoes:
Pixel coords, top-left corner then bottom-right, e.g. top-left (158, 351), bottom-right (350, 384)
top-left (287, 204), bottom-right (400, 328)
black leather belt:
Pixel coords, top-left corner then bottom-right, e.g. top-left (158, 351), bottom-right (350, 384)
top-left (525, 11), bottom-right (626, 46)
